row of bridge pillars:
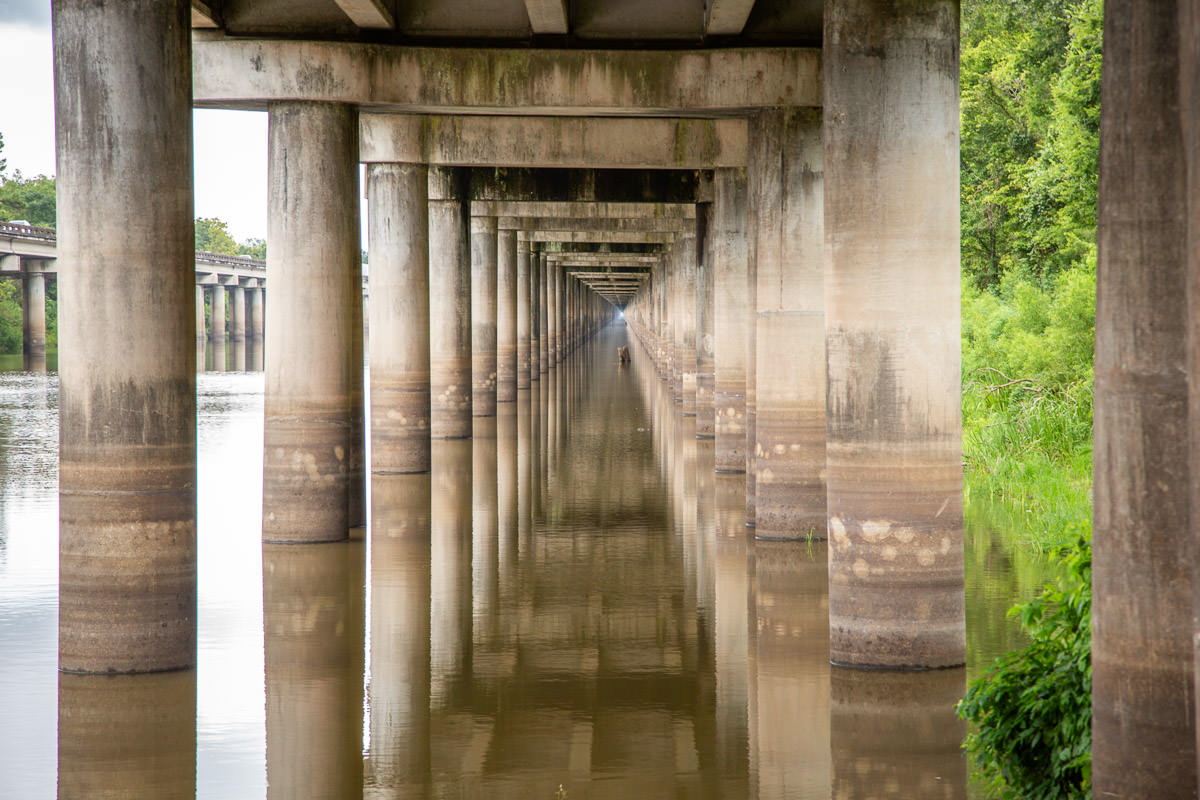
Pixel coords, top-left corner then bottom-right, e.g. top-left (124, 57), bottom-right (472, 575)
top-left (197, 282), bottom-right (265, 343)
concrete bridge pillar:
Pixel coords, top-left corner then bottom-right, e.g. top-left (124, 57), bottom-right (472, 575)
top-left (517, 237), bottom-right (532, 388)
top-left (263, 101), bottom-right (362, 542)
top-left (696, 205), bottom-right (716, 438)
top-left (21, 261), bottom-right (47, 369)
top-left (429, 166), bottom-right (472, 438)
top-left (195, 285), bottom-right (206, 342)
top-left (471, 215), bottom-right (498, 417)
top-left (745, 116), bottom-right (762, 528)
top-left (547, 259), bottom-right (559, 368)
top-left (1092, 0), bottom-right (1198, 795)
top-left (248, 284), bottom-right (265, 339)
top-left (209, 284), bottom-right (226, 342)
top-left (228, 283), bottom-right (246, 342)
top-left (367, 162), bottom-right (431, 474)
top-left (539, 253), bottom-right (549, 374)
top-left (714, 168), bottom-right (748, 473)
top-left (677, 235), bottom-right (699, 416)
top-left (753, 109), bottom-right (826, 541)
top-left (824, 0), bottom-right (964, 668)
top-left (530, 249), bottom-right (541, 381)
top-left (54, 0), bottom-right (196, 673)
top-left (497, 229), bottom-right (518, 402)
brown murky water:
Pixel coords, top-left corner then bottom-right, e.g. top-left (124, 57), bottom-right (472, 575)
top-left (0, 327), bottom-right (1051, 798)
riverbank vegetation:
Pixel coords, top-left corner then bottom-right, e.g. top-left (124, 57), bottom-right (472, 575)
top-left (957, 0), bottom-right (1099, 797)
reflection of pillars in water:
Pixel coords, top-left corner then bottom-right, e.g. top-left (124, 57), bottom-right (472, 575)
top-left (58, 670), bottom-right (196, 799)
top-left (247, 336), bottom-right (264, 372)
top-left (516, 391), bottom-right (532, 560)
top-left (544, 369), bottom-right (559, 496)
top-left (207, 339), bottom-right (226, 373)
top-left (531, 369), bottom-right (543, 524)
top-left (676, 414), bottom-right (698, 616)
top-left (755, 540), bottom-right (829, 800)
top-left (713, 473), bottom-right (751, 793)
top-left (695, 438), bottom-right (716, 644)
top-left (263, 539), bottom-right (365, 800)
top-left (430, 439), bottom-right (472, 706)
top-left (496, 403), bottom-right (519, 638)
top-left (366, 474), bottom-right (432, 800)
top-left (230, 338), bottom-right (247, 373)
top-left (472, 417), bottom-right (499, 646)
top-left (830, 668), bottom-right (966, 800)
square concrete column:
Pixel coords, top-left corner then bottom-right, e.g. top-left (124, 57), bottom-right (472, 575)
top-left (429, 166), bottom-right (472, 438)
top-left (1092, 1), bottom-right (1197, 795)
top-left (824, 0), bottom-right (963, 669)
top-left (753, 109), bottom-right (826, 541)
top-left (55, 0), bottom-right (196, 673)
top-left (471, 215), bottom-right (498, 416)
top-left (696, 204), bottom-right (716, 439)
top-left (516, 237), bottom-right (532, 388)
top-left (497, 229), bottom-right (518, 401)
top-left (229, 284), bottom-right (246, 341)
top-left (368, 162), bottom-right (431, 474)
top-left (263, 101), bottom-right (362, 543)
top-left (713, 169), bottom-right (749, 472)
top-left (209, 284), bottom-right (226, 341)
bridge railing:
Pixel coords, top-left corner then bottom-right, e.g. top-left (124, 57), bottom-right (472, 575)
top-left (0, 221), bottom-right (57, 240)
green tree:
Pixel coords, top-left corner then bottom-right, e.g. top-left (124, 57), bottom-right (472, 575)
top-left (238, 238), bottom-right (266, 259)
top-left (0, 173), bottom-right (57, 228)
top-left (194, 217), bottom-right (239, 254)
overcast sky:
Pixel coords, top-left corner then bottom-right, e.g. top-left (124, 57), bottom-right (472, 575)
top-left (0, 1), bottom-right (276, 244)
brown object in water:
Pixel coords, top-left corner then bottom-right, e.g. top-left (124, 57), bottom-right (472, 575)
top-left (617, 346), bottom-right (630, 364)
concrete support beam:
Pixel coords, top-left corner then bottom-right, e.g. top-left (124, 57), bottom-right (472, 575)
top-left (332, 0), bottom-right (394, 29)
top-left (228, 284), bottom-right (246, 341)
top-left (553, 260), bottom-right (564, 364)
top-left (190, 0), bottom-right (219, 28)
top-left (497, 229), bottom-right (518, 402)
top-left (753, 108), bottom-right (825, 541)
top-left (194, 39), bottom-right (822, 113)
top-left (209, 284), bottom-right (226, 341)
top-left (530, 250), bottom-right (541, 381)
top-left (745, 117), bottom-right (761, 524)
top-left (705, 0), bottom-right (757, 35)
top-left (824, 0), bottom-right (963, 669)
top-left (547, 258), bottom-right (559, 367)
top-left (196, 285), bottom-right (207, 342)
top-left (516, 238), bottom-right (532, 389)
top-left (523, 0), bottom-right (568, 34)
top-left (55, 0), bottom-right (196, 673)
top-left (263, 101), bottom-right (362, 543)
top-left (498, 216), bottom-right (693, 233)
top-left (528, 230), bottom-right (675, 244)
top-left (476, 202), bottom-right (695, 220)
top-left (248, 285), bottom-right (265, 338)
top-left (676, 237), bottom-right (699, 416)
top-left (362, 115), bottom-right (746, 169)
top-left (696, 204), bottom-right (715, 438)
top-left (21, 264), bottom-right (47, 366)
top-left (1092, 0), bottom-right (1196, 794)
top-left (429, 166), bottom-right (472, 438)
top-left (538, 253), bottom-right (549, 374)
top-left (471, 216), bottom-right (498, 416)
top-left (368, 162), bottom-right (432, 474)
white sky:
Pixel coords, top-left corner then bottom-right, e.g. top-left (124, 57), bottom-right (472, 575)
top-left (0, 5), bottom-right (369, 247)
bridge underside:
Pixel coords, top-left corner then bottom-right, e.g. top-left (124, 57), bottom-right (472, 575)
top-left (46, 0), bottom-right (1200, 796)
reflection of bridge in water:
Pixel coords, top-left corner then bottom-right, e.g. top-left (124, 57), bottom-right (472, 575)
top-left (1, 221), bottom-right (266, 370)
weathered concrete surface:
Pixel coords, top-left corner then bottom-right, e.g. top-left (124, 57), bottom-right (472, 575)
top-left (55, 0), bottom-right (197, 673)
top-left (476, 201), bottom-right (695, 220)
top-left (744, 115), bottom-right (760, 526)
top-left (194, 38), bottom-right (822, 112)
top-left (263, 540), bottom-right (364, 800)
top-left (248, 286), bottom-right (265, 338)
top-left (229, 284), bottom-right (246, 341)
top-left (538, 253), bottom-right (550, 374)
top-left (676, 237), bottom-right (699, 415)
top-left (362, 114), bottom-right (747, 169)
top-left (547, 259), bottom-right (559, 367)
top-left (21, 266), bottom-right (46, 363)
top-left (368, 162), bottom-right (431, 473)
top-left (824, 0), bottom-right (963, 669)
top-left (209, 284), bottom-right (226, 340)
top-left (429, 166), bottom-right (472, 438)
top-left (500, 215), bottom-right (693, 233)
top-left (517, 238), bottom-right (532, 389)
top-left (497, 229), bottom-right (518, 401)
top-left (471, 215), bottom-right (498, 416)
top-left (753, 109), bottom-right (825, 541)
top-left (263, 102), bottom-right (361, 543)
top-left (530, 250), bottom-right (541, 381)
top-left (1093, 1), bottom-right (1197, 795)
top-left (195, 285), bottom-right (206, 341)
top-left (696, 204), bottom-right (715, 438)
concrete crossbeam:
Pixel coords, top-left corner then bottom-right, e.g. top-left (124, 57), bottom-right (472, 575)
top-left (361, 115), bottom-right (746, 169)
top-left (525, 231), bottom-right (675, 244)
top-left (333, 0), bottom-right (394, 29)
top-left (705, 0), bottom-right (757, 35)
top-left (473, 201), bottom-right (695, 219)
top-left (193, 38), bottom-right (821, 113)
top-left (523, 0), bottom-right (568, 34)
top-left (496, 216), bottom-right (692, 232)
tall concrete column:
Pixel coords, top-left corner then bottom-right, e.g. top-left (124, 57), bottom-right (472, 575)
top-left (547, 259), bottom-right (559, 368)
top-left (471, 215), bottom-right (498, 417)
top-left (667, 253), bottom-right (680, 399)
top-left (195, 285), bottom-right (206, 342)
top-left (553, 261), bottom-right (564, 364)
top-left (824, 0), bottom-right (963, 668)
top-left (539, 253), bottom-right (550, 374)
top-left (429, 166), bottom-right (472, 438)
top-left (497, 229), bottom-right (518, 401)
top-left (228, 284), bottom-right (246, 341)
top-left (530, 248), bottom-right (541, 381)
top-left (22, 263), bottom-right (47, 366)
top-left (753, 109), bottom-right (826, 541)
top-left (677, 236), bottom-right (699, 416)
top-left (209, 284), bottom-right (226, 341)
top-left (1093, 0), bottom-right (1196, 795)
top-left (516, 237), bottom-right (532, 388)
top-left (248, 284), bottom-right (265, 339)
top-left (55, 0), bottom-right (196, 673)
top-left (368, 162), bottom-right (431, 474)
top-left (745, 115), bottom-right (762, 527)
top-left (696, 205), bottom-right (716, 438)
top-left (263, 101), bottom-right (361, 543)
top-left (705, 166), bottom-right (744, 472)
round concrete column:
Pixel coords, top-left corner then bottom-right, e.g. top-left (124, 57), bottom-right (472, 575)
top-left (753, 109), bottom-right (826, 541)
top-left (745, 116), bottom-right (764, 528)
top-left (497, 229), bottom-right (518, 402)
top-left (553, 260), bottom-right (564, 364)
top-left (696, 205), bottom-right (716, 438)
top-left (529, 249), bottom-right (541, 382)
top-left (677, 236), bottom-right (699, 416)
top-left (471, 215), bottom-right (498, 416)
top-left (55, 0), bottom-right (196, 673)
top-left (263, 101), bottom-right (361, 543)
top-left (516, 238), bottom-right (532, 388)
top-left (195, 285), bottom-right (206, 342)
top-left (429, 166), bottom-right (472, 438)
top-left (705, 167), bottom-right (744, 470)
top-left (538, 253), bottom-right (549, 374)
top-left (229, 284), bottom-right (246, 341)
top-left (22, 265), bottom-right (47, 366)
top-left (209, 284), bottom-right (226, 342)
top-left (546, 257), bottom-right (558, 368)
top-left (248, 285), bottom-right (265, 339)
top-left (368, 162), bottom-right (431, 474)
top-left (824, 0), bottom-right (963, 668)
